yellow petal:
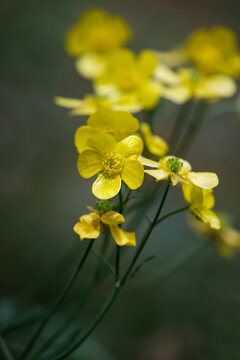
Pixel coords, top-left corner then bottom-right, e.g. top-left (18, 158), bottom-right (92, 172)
top-left (141, 123), bottom-right (168, 157)
top-left (138, 155), bottom-right (159, 168)
top-left (54, 96), bottom-right (84, 109)
top-left (138, 81), bottom-right (163, 110)
top-left (145, 169), bottom-right (169, 181)
top-left (121, 159), bottom-right (144, 190)
top-left (101, 211), bottom-right (124, 225)
top-left (77, 150), bottom-right (103, 178)
top-left (187, 172), bottom-right (219, 189)
top-left (109, 225), bottom-right (136, 246)
top-left (87, 108), bottom-right (114, 130)
top-left (163, 86), bottom-right (191, 104)
top-left (112, 111), bottom-right (139, 135)
top-left (87, 132), bottom-right (117, 154)
top-left (138, 50), bottom-right (158, 76)
top-left (75, 54), bottom-right (106, 79)
top-left (191, 208), bottom-right (221, 230)
top-left (75, 126), bottom-right (97, 153)
top-left (73, 212), bottom-right (101, 240)
top-left (116, 135), bottom-right (143, 158)
top-left (92, 174), bottom-right (121, 199)
top-left (221, 227), bottom-right (240, 248)
top-left (182, 183), bottom-right (204, 205)
top-left (154, 64), bottom-right (180, 85)
top-left (196, 75), bottom-right (237, 99)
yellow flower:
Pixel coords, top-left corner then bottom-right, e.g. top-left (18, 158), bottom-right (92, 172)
top-left (140, 123), bottom-right (168, 157)
top-left (156, 68), bottom-right (237, 104)
top-left (143, 155), bottom-right (219, 189)
top-left (74, 206), bottom-right (136, 246)
top-left (65, 9), bottom-right (131, 57)
top-left (190, 213), bottom-right (240, 258)
top-left (94, 49), bottom-right (163, 110)
top-left (77, 132), bottom-right (144, 199)
top-left (74, 109), bottom-right (140, 153)
top-left (65, 9), bottom-right (131, 79)
top-left (186, 26), bottom-right (240, 78)
top-left (182, 183), bottom-right (221, 230)
top-left (54, 94), bottom-right (142, 116)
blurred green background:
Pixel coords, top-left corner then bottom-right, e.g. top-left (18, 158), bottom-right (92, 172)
top-left (1, 0), bottom-right (240, 359)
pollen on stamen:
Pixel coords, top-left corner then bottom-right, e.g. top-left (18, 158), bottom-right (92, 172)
top-left (102, 152), bottom-right (124, 177)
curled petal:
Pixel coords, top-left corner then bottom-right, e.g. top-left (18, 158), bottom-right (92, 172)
top-left (191, 208), bottom-right (221, 230)
top-left (187, 172), bottom-right (219, 189)
top-left (75, 126), bottom-right (97, 153)
top-left (73, 212), bottom-right (101, 240)
top-left (110, 225), bottom-right (136, 246)
top-left (138, 155), bottom-right (159, 168)
top-left (101, 211), bottom-right (125, 225)
top-left (77, 150), bottom-right (103, 178)
top-left (92, 174), bottom-right (121, 199)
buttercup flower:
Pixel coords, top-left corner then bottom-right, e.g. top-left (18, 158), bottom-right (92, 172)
top-left (143, 155), bottom-right (219, 189)
top-left (182, 183), bottom-right (221, 230)
top-left (141, 123), bottom-right (168, 157)
top-left (94, 49), bottom-right (163, 110)
top-left (155, 68), bottom-right (237, 104)
top-left (65, 9), bottom-right (131, 79)
top-left (186, 26), bottom-right (240, 78)
top-left (74, 202), bottom-right (136, 246)
top-left (54, 94), bottom-right (142, 116)
top-left (75, 109), bottom-right (140, 153)
top-left (77, 132), bottom-right (144, 199)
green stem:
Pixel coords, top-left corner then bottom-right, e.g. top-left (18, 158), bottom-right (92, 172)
top-left (168, 101), bottom-right (192, 153)
top-left (0, 336), bottom-right (15, 360)
top-left (177, 101), bottom-right (208, 157)
top-left (156, 206), bottom-right (189, 225)
top-left (47, 181), bottom-right (171, 360)
top-left (18, 239), bottom-right (94, 360)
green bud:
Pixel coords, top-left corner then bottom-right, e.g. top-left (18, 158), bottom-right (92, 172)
top-left (96, 200), bottom-right (114, 213)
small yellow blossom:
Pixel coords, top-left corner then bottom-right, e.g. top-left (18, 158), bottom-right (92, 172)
top-left (94, 49), bottom-right (163, 110)
top-left (186, 26), bottom-right (240, 78)
top-left (190, 213), bottom-right (240, 258)
top-left (143, 155), bottom-right (219, 189)
top-left (140, 123), bottom-right (168, 157)
top-left (74, 205), bottom-right (135, 246)
top-left (182, 183), bottom-right (221, 230)
top-left (65, 9), bottom-right (131, 79)
top-left (65, 9), bottom-right (131, 57)
top-left (54, 94), bottom-right (142, 116)
top-left (75, 109), bottom-right (140, 153)
top-left (77, 132), bottom-right (144, 199)
top-left (155, 67), bottom-right (237, 104)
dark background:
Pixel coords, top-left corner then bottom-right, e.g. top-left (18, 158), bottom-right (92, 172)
top-left (1, 0), bottom-right (240, 359)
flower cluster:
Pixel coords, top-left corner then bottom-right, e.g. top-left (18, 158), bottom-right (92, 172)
top-left (56, 8), bottom-right (240, 255)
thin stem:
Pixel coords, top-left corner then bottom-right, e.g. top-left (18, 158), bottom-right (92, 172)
top-left (0, 336), bottom-right (15, 360)
top-left (121, 180), bottom-right (171, 285)
top-left (177, 101), bottom-right (208, 157)
top-left (168, 101), bottom-right (192, 152)
top-left (156, 206), bottom-right (189, 225)
top-left (18, 239), bottom-right (94, 360)
top-left (47, 181), bottom-right (171, 360)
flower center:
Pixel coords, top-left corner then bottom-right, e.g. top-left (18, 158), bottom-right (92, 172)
top-left (102, 152), bottom-right (124, 177)
top-left (166, 157), bottom-right (183, 173)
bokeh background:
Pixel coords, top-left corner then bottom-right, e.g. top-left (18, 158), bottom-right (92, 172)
top-left (1, 0), bottom-right (240, 359)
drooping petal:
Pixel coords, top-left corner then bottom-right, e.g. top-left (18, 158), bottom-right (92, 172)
top-left (116, 135), bottom-right (143, 158)
top-left (145, 169), bottom-right (169, 181)
top-left (109, 225), bottom-right (136, 246)
top-left (187, 172), bottom-right (219, 189)
top-left (182, 183), bottom-right (204, 206)
top-left (54, 96), bottom-right (84, 109)
top-left (138, 155), bottom-right (159, 168)
top-left (73, 212), bottom-right (101, 240)
top-left (77, 150), bottom-right (103, 178)
top-left (75, 126), bottom-right (98, 153)
top-left (101, 211), bottom-right (125, 225)
top-left (191, 208), bottom-right (221, 230)
top-left (92, 174), bottom-right (121, 199)
top-left (121, 159), bottom-right (144, 190)
top-left (141, 123), bottom-right (168, 157)
top-left (87, 132), bottom-right (117, 154)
